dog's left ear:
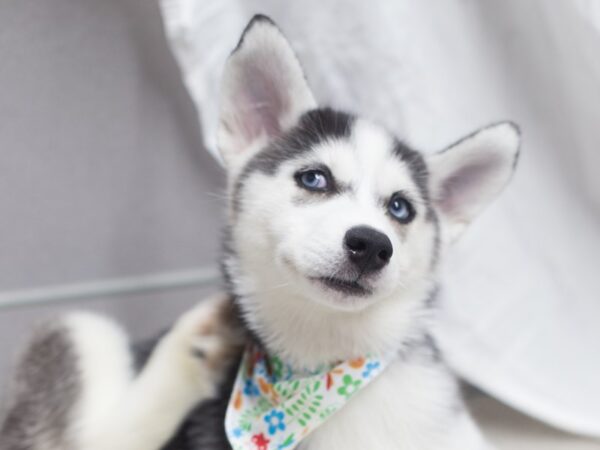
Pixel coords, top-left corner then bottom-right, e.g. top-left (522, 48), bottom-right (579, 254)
top-left (427, 122), bottom-right (521, 243)
top-left (217, 15), bottom-right (316, 169)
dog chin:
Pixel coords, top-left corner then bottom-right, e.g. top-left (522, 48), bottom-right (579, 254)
top-left (315, 288), bottom-right (378, 312)
top-left (280, 256), bottom-right (380, 310)
top-left (294, 274), bottom-right (378, 311)
top-left (311, 276), bottom-right (371, 297)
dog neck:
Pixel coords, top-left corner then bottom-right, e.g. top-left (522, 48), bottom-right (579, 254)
top-left (230, 279), bottom-right (437, 371)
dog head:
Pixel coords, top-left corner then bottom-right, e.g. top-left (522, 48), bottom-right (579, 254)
top-left (218, 16), bottom-right (520, 363)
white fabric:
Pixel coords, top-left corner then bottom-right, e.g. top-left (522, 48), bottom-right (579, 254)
top-left (158, 0), bottom-right (600, 437)
top-left (225, 348), bottom-right (392, 450)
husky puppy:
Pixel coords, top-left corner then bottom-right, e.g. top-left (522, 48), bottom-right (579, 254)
top-left (0, 15), bottom-right (520, 450)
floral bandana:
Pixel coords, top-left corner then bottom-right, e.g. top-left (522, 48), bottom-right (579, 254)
top-left (225, 346), bottom-right (393, 450)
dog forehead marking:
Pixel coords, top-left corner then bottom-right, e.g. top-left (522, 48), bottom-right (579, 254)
top-left (309, 118), bottom-right (425, 204)
top-left (231, 108), bottom-right (353, 212)
top-left (232, 108), bottom-right (431, 215)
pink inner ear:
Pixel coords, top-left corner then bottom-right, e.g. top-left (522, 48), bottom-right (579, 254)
top-left (235, 60), bottom-right (289, 143)
top-left (439, 155), bottom-right (501, 216)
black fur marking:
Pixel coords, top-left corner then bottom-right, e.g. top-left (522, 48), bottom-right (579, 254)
top-left (231, 14), bottom-right (278, 55)
top-left (397, 286), bottom-right (442, 364)
top-left (429, 210), bottom-right (441, 270)
top-left (219, 226), bottom-right (236, 296)
top-left (390, 139), bottom-right (442, 269)
top-left (232, 108), bottom-right (355, 213)
top-left (291, 184), bottom-right (352, 206)
top-left (399, 331), bottom-right (442, 364)
top-left (396, 330), bottom-right (458, 414)
top-left (439, 120), bottom-right (520, 156)
top-left (511, 125), bottom-right (522, 171)
top-left (391, 140), bottom-right (430, 204)
top-left (435, 121), bottom-right (521, 176)
top-left (0, 323), bottom-right (80, 450)
top-left (424, 285), bottom-right (441, 310)
top-left (162, 359), bottom-right (239, 450)
top-left (220, 227), bottom-right (276, 353)
top-left (391, 140), bottom-right (442, 231)
top-left (192, 348), bottom-right (207, 360)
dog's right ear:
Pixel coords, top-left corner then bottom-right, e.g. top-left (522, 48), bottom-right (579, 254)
top-left (217, 15), bottom-right (316, 169)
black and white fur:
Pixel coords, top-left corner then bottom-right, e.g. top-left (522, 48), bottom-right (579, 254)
top-left (0, 15), bottom-right (520, 450)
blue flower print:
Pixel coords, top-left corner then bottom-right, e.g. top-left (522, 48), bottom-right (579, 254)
top-left (232, 427), bottom-right (243, 438)
top-left (244, 378), bottom-right (260, 397)
top-left (264, 409), bottom-right (286, 435)
top-left (362, 361), bottom-right (381, 378)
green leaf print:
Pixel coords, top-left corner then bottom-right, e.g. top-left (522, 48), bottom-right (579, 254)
top-left (337, 374), bottom-right (362, 398)
top-left (279, 433), bottom-right (295, 449)
top-left (318, 405), bottom-right (338, 420)
top-left (284, 379), bottom-right (328, 428)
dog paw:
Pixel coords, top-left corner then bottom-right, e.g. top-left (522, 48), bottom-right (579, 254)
top-left (164, 294), bottom-right (242, 386)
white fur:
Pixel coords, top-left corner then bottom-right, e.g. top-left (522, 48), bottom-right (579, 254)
top-left (228, 118), bottom-right (439, 368)
top-left (64, 298), bottom-right (229, 450)
top-left (304, 360), bottom-right (490, 450)
top-left (218, 17), bottom-right (519, 449)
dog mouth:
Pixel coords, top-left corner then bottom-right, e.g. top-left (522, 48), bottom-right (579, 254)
top-left (313, 276), bottom-right (372, 296)
top-left (282, 257), bottom-right (373, 297)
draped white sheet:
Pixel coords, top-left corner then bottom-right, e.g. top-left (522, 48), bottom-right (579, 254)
top-left (158, 0), bottom-right (600, 437)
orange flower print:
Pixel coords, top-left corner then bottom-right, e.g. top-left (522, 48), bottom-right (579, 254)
top-left (258, 377), bottom-right (271, 394)
top-left (233, 389), bottom-right (243, 410)
top-left (348, 357), bottom-right (366, 369)
top-left (325, 367), bottom-right (344, 390)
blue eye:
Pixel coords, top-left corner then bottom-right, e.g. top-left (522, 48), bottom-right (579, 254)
top-left (298, 170), bottom-right (329, 191)
top-left (388, 194), bottom-right (415, 223)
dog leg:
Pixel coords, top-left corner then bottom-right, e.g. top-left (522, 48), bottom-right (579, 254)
top-left (0, 294), bottom-right (238, 450)
top-left (79, 294), bottom-right (238, 450)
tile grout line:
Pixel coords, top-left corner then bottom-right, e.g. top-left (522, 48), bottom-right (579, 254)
top-left (0, 266), bottom-right (221, 311)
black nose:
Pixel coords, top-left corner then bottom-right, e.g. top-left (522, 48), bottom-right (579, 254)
top-left (344, 226), bottom-right (393, 273)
